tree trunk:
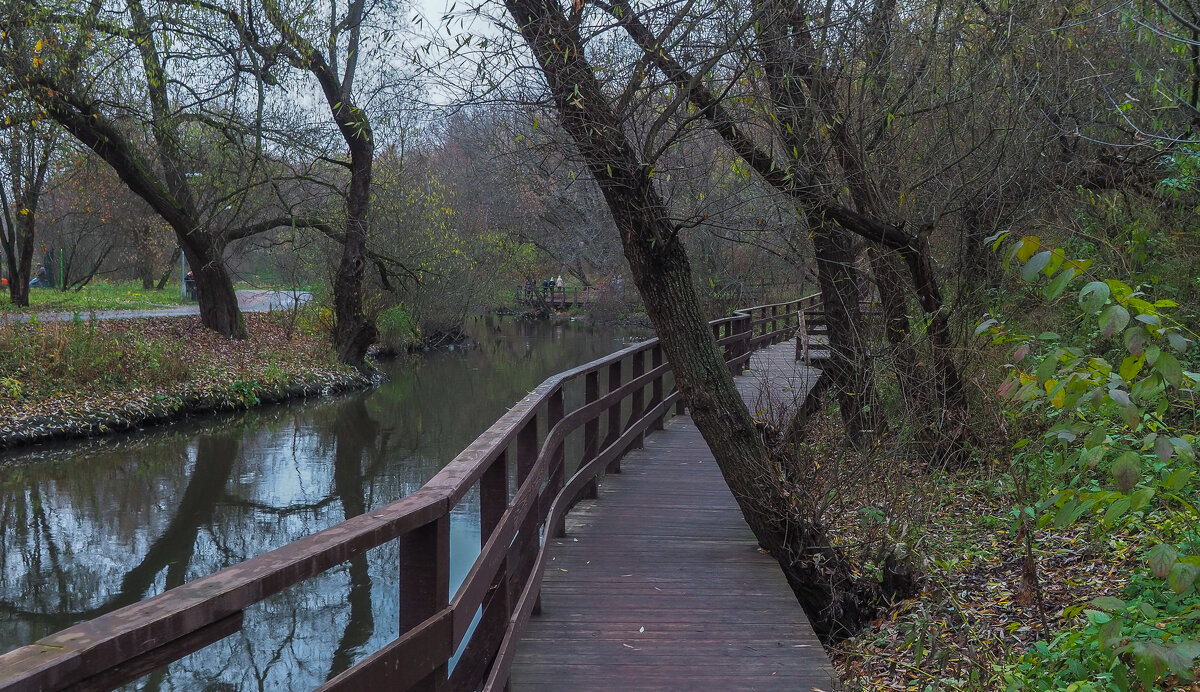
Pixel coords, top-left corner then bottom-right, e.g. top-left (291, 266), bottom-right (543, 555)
top-left (504, 0), bottom-right (882, 641)
top-left (810, 218), bottom-right (880, 443)
top-left (868, 247), bottom-right (929, 413)
top-left (332, 153), bottom-right (377, 368)
top-left (7, 207), bottom-right (36, 307)
top-left (181, 237), bottom-right (245, 339)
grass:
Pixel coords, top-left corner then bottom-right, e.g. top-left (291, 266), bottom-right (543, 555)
top-left (0, 281), bottom-right (187, 313)
top-left (0, 311), bottom-right (365, 450)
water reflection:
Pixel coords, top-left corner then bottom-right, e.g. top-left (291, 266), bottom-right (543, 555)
top-left (0, 317), bottom-right (649, 689)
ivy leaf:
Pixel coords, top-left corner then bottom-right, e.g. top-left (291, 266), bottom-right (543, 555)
top-left (1154, 352), bottom-right (1183, 387)
top-left (1079, 281), bottom-right (1111, 312)
top-left (1111, 451), bottom-right (1141, 492)
top-left (1043, 266), bottom-right (1076, 300)
top-left (1167, 331), bottom-right (1191, 353)
top-left (1167, 561), bottom-right (1198, 595)
top-left (1124, 326), bottom-right (1149, 356)
top-left (1148, 544), bottom-right (1177, 580)
top-left (1099, 305), bottom-right (1130, 338)
top-left (1022, 251), bottom-right (1052, 281)
top-left (1155, 435), bottom-right (1175, 462)
top-left (1120, 355), bottom-right (1145, 381)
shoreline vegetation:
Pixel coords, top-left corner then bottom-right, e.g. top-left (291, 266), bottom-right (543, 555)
top-left (0, 312), bottom-right (371, 453)
top-left (0, 301), bottom-right (652, 454)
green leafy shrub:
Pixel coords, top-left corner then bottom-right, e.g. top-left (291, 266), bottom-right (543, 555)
top-left (376, 305), bottom-right (421, 351)
top-left (979, 232), bottom-right (1200, 689)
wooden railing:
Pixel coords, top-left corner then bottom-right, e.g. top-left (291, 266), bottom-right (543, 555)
top-left (0, 294), bottom-right (820, 692)
top-left (515, 285), bottom-right (602, 306)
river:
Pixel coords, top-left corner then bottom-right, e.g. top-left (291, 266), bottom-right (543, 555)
top-left (0, 316), bottom-right (650, 690)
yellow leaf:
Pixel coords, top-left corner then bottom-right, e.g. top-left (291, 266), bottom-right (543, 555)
top-left (1016, 236), bottom-right (1041, 262)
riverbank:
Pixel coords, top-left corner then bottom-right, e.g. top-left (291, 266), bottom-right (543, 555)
top-left (0, 313), bottom-right (371, 453)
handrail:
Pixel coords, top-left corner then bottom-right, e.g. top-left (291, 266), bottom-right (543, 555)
top-left (0, 293), bottom-right (820, 692)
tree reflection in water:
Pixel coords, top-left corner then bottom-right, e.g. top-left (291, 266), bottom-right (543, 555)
top-left (0, 317), bottom-right (649, 690)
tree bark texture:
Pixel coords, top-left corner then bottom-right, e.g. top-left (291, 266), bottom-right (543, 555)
top-left (2, 130), bottom-right (50, 308)
top-left (260, 0), bottom-right (378, 368)
top-left (750, 0), bottom-right (880, 440)
top-left (868, 247), bottom-right (929, 413)
top-left (810, 218), bottom-right (880, 442)
top-left (26, 84), bottom-right (247, 338)
top-left (2, 214), bottom-right (34, 307)
top-left (609, 1), bottom-right (968, 435)
top-left (503, 0), bottom-right (879, 640)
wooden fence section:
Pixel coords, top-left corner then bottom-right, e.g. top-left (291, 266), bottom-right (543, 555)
top-left (515, 285), bottom-right (602, 309)
top-left (509, 342), bottom-right (836, 690)
top-left (0, 295), bottom-right (819, 692)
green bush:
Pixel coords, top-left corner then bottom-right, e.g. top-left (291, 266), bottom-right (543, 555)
top-left (376, 305), bottom-right (421, 352)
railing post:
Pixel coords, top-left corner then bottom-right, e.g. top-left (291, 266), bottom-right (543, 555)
top-left (734, 316), bottom-right (744, 374)
top-left (714, 322), bottom-right (729, 368)
top-left (650, 345), bottom-right (664, 431)
top-left (604, 360), bottom-right (622, 473)
top-left (399, 513), bottom-right (450, 692)
top-left (547, 387), bottom-right (567, 538)
top-left (473, 449), bottom-right (511, 687)
top-left (513, 417), bottom-right (542, 615)
top-left (627, 349), bottom-right (646, 452)
top-left (580, 371), bottom-right (600, 500)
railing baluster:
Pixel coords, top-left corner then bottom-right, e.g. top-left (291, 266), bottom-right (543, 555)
top-left (604, 360), bottom-right (622, 473)
top-left (547, 387), bottom-right (566, 538)
top-left (514, 417), bottom-right (541, 615)
top-left (627, 349), bottom-right (645, 452)
top-left (481, 447), bottom-right (510, 615)
top-left (399, 513), bottom-right (451, 692)
top-left (650, 345), bottom-right (664, 431)
top-left (580, 371), bottom-right (600, 500)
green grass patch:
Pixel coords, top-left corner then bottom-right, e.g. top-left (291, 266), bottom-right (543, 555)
top-left (0, 281), bottom-right (187, 313)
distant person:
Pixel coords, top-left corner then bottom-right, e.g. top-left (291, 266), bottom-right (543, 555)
top-left (555, 275), bottom-right (563, 292)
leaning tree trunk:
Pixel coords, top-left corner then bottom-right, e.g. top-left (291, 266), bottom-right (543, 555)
top-left (810, 218), bottom-right (880, 443)
top-left (181, 235), bottom-right (245, 339)
top-left (504, 0), bottom-right (879, 640)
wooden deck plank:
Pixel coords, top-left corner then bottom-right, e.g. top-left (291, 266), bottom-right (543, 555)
top-left (510, 340), bottom-right (836, 691)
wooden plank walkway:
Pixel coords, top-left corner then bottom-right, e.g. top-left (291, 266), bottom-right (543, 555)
top-left (510, 340), bottom-right (838, 691)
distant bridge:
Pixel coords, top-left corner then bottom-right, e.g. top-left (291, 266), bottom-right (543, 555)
top-left (515, 285), bottom-right (603, 310)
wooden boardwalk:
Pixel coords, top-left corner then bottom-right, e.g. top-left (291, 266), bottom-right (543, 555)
top-left (510, 341), bottom-right (837, 691)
